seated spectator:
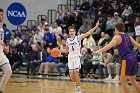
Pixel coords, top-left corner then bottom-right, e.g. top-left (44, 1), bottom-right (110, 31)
top-left (81, 48), bottom-right (92, 78)
top-left (41, 25), bottom-right (56, 49)
top-left (56, 34), bottom-right (63, 48)
top-left (135, 18), bottom-right (140, 41)
top-left (80, 0), bottom-right (90, 17)
top-left (82, 35), bottom-right (96, 50)
top-left (10, 34), bottom-right (17, 46)
top-left (98, 32), bottom-right (105, 47)
top-left (98, 11), bottom-right (106, 31)
top-left (105, 49), bottom-right (121, 80)
top-left (3, 23), bottom-right (11, 43)
top-left (89, 0), bottom-right (99, 18)
top-left (124, 9), bottom-right (136, 32)
top-left (78, 21), bottom-right (90, 35)
top-left (98, 51), bottom-right (113, 78)
top-left (38, 47), bottom-right (58, 77)
top-left (80, 0), bottom-right (90, 12)
top-left (52, 22), bottom-right (62, 35)
top-left (112, 3), bottom-right (123, 16)
top-left (30, 45), bottom-right (41, 75)
top-left (38, 18), bottom-right (48, 34)
top-left (110, 12), bottom-right (123, 29)
top-left (121, 4), bottom-right (132, 19)
top-left (56, 52), bottom-right (68, 77)
top-left (74, 0), bottom-right (81, 12)
top-left (100, 33), bottom-right (112, 47)
top-left (33, 29), bottom-right (43, 45)
top-left (91, 46), bottom-right (102, 78)
top-left (21, 40), bottom-right (31, 75)
top-left (105, 15), bottom-right (114, 36)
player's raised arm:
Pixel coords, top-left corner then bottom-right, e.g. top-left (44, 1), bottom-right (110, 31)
top-left (130, 36), bottom-right (140, 49)
top-left (93, 35), bottom-right (120, 54)
top-left (79, 20), bottom-right (99, 41)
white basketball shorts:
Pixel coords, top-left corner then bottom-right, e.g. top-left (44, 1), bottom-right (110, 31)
top-left (68, 56), bottom-right (81, 71)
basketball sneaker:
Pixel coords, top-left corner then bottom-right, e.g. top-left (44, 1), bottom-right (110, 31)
top-left (75, 86), bottom-right (81, 93)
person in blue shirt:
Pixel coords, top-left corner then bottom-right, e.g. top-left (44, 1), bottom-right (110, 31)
top-left (38, 47), bottom-right (57, 77)
top-left (2, 23), bottom-right (11, 42)
top-left (42, 25), bottom-right (56, 49)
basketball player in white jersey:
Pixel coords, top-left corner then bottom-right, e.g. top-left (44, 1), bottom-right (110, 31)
top-left (62, 21), bottom-right (99, 93)
top-left (0, 8), bottom-right (12, 93)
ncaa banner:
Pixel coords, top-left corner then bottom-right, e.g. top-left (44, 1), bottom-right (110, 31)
top-left (6, 2), bottom-right (27, 25)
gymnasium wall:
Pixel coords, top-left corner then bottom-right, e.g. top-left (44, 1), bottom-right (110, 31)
top-left (0, 0), bottom-right (66, 30)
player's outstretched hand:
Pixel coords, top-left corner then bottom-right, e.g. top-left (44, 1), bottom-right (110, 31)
top-left (92, 50), bottom-right (100, 56)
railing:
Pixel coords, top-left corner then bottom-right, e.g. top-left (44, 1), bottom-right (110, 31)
top-left (47, 9), bottom-right (57, 25)
top-left (37, 15), bottom-right (47, 25)
top-left (27, 20), bottom-right (37, 28)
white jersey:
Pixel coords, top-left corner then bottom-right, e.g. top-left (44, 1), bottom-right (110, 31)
top-left (66, 35), bottom-right (83, 58)
top-left (0, 27), bottom-right (4, 53)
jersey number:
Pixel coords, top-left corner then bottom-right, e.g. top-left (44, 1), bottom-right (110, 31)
top-left (72, 46), bottom-right (74, 51)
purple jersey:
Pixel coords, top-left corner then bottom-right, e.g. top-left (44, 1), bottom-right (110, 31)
top-left (116, 34), bottom-right (138, 76)
top-left (116, 34), bottom-right (134, 59)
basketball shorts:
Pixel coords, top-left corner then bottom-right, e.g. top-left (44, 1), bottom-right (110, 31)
top-left (0, 53), bottom-right (9, 66)
top-left (68, 56), bottom-right (81, 71)
top-left (121, 55), bottom-right (138, 76)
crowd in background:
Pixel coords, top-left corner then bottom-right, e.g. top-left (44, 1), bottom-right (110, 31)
top-left (2, 0), bottom-right (140, 80)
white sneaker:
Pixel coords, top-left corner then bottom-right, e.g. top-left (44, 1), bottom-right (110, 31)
top-left (45, 75), bottom-right (48, 78)
top-left (104, 76), bottom-right (112, 81)
top-left (37, 75), bottom-right (43, 78)
top-left (75, 86), bottom-right (81, 93)
top-left (112, 76), bottom-right (119, 81)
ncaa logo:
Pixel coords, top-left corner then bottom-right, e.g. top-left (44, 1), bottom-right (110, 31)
top-left (7, 2), bottom-right (27, 25)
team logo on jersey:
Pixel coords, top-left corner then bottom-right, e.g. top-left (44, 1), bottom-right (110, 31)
top-left (7, 2), bottom-right (27, 25)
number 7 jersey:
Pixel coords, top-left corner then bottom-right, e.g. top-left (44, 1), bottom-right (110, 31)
top-left (66, 35), bottom-right (83, 58)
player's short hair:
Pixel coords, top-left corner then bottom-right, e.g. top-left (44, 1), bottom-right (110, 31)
top-left (0, 8), bottom-right (4, 13)
top-left (68, 26), bottom-right (76, 31)
top-left (115, 22), bottom-right (125, 32)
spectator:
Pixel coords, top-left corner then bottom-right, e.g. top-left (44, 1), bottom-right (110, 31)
top-left (110, 12), bottom-right (123, 29)
top-left (82, 35), bottom-right (96, 50)
top-left (80, 0), bottom-right (90, 12)
top-left (105, 15), bottom-right (114, 36)
top-left (98, 51), bottom-right (113, 78)
top-left (33, 29), bottom-right (43, 45)
top-left (121, 4), bottom-right (132, 19)
top-left (52, 22), bottom-right (62, 35)
top-left (91, 46), bottom-right (103, 78)
top-left (10, 34), bottom-right (17, 46)
top-left (38, 47), bottom-right (58, 77)
top-left (38, 18), bottom-right (48, 34)
top-left (82, 48), bottom-right (92, 78)
top-left (41, 25), bottom-right (56, 49)
top-left (124, 9), bottom-right (136, 32)
top-left (30, 45), bottom-right (41, 75)
top-left (105, 49), bottom-right (121, 80)
top-left (78, 21), bottom-right (90, 35)
top-left (134, 18), bottom-right (140, 41)
top-left (74, 0), bottom-right (81, 12)
top-left (98, 32), bottom-right (105, 47)
top-left (56, 52), bottom-right (68, 77)
top-left (113, 3), bottom-right (123, 16)
top-left (3, 23), bottom-right (11, 42)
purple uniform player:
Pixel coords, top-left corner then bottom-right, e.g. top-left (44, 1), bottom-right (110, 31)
top-left (93, 22), bottom-right (140, 93)
top-left (116, 34), bottom-right (138, 76)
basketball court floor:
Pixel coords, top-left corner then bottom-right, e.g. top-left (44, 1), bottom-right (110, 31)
top-left (2, 74), bottom-right (139, 93)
